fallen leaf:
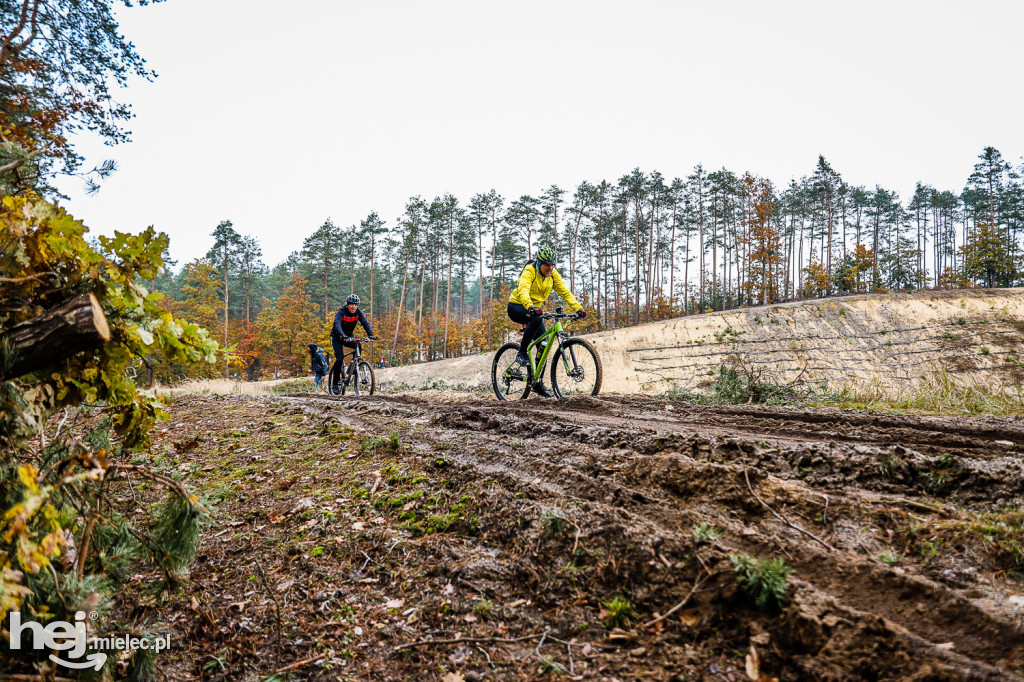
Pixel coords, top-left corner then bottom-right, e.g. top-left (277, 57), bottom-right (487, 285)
top-left (606, 628), bottom-right (633, 642)
top-left (936, 642), bottom-right (954, 650)
top-left (289, 498), bottom-right (314, 515)
top-left (352, 521), bottom-right (367, 531)
top-left (442, 582), bottom-right (455, 597)
top-left (385, 599), bottom-right (405, 609)
top-left (677, 609), bottom-right (700, 626)
top-left (745, 643), bottom-right (760, 680)
top-left (463, 613), bottom-right (478, 622)
top-left (441, 673), bottom-right (465, 682)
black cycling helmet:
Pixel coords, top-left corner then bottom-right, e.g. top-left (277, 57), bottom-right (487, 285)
top-left (536, 245), bottom-right (556, 266)
top-left (346, 294), bottom-right (360, 305)
top-left (307, 343), bottom-right (317, 351)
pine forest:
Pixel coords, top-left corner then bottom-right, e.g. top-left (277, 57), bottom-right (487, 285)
top-left (156, 148), bottom-right (1024, 381)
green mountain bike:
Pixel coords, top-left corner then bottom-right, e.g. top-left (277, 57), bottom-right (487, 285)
top-left (491, 308), bottom-right (602, 401)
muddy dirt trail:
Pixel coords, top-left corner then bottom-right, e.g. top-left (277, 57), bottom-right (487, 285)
top-left (133, 391), bottom-right (1024, 681)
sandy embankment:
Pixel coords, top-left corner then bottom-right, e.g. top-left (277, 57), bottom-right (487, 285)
top-left (376, 288), bottom-right (1024, 397)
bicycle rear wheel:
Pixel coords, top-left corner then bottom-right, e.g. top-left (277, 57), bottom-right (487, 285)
top-left (492, 342), bottom-right (530, 401)
top-left (550, 338), bottom-right (602, 398)
top-left (356, 359), bottom-right (375, 396)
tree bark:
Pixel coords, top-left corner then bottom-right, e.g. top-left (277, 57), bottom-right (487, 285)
top-left (2, 293), bottom-right (110, 379)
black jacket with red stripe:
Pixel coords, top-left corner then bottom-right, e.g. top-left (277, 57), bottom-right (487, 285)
top-left (331, 307), bottom-right (373, 340)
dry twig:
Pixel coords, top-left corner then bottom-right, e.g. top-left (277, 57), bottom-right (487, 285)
top-left (743, 468), bottom-right (835, 552)
top-left (642, 572), bottom-right (716, 629)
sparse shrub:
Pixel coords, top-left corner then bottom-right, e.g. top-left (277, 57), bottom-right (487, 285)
top-left (878, 454), bottom-right (903, 479)
top-left (600, 595), bottom-right (637, 628)
top-left (729, 553), bottom-right (794, 611)
top-left (879, 550), bottom-right (900, 566)
top-left (541, 507), bottom-right (571, 537)
top-left (693, 522), bottom-right (722, 543)
top-left (474, 597), bottom-right (493, 617)
top-left (712, 364), bottom-right (804, 405)
top-left (361, 432), bottom-right (403, 456)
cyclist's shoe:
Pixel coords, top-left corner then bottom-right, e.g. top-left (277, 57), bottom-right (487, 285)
top-left (532, 382), bottom-right (553, 398)
top-left (515, 352), bottom-right (528, 366)
top-left (331, 384), bottom-right (341, 395)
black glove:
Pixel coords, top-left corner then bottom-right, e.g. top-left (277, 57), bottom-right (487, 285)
top-left (528, 306), bottom-right (543, 316)
top-left (576, 309), bottom-right (587, 319)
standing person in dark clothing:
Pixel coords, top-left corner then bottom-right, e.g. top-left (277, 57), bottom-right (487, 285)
top-left (307, 343), bottom-right (329, 390)
top-left (329, 294), bottom-right (376, 394)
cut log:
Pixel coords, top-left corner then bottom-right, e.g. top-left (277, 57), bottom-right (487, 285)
top-left (2, 293), bottom-right (111, 379)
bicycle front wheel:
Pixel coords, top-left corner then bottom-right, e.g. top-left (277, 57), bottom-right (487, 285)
top-left (491, 342), bottom-right (530, 401)
top-left (356, 359), bottom-right (375, 396)
top-left (550, 338), bottom-right (602, 398)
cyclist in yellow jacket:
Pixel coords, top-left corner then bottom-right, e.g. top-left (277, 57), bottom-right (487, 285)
top-left (507, 245), bottom-right (588, 397)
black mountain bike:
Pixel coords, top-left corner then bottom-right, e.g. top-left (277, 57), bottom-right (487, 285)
top-left (333, 338), bottom-right (376, 396)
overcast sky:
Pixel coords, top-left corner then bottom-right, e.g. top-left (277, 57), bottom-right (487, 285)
top-left (55, 0), bottom-right (1024, 269)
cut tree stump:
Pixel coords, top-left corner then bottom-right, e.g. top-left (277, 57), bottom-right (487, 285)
top-left (2, 293), bottom-right (111, 379)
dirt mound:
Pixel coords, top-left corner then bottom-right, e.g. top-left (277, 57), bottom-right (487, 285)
top-left (379, 288), bottom-right (1024, 398)
top-left (116, 391), bottom-right (1024, 680)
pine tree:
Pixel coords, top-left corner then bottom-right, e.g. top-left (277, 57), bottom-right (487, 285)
top-left (301, 219), bottom-right (342, 320)
top-left (207, 220), bottom-right (242, 378)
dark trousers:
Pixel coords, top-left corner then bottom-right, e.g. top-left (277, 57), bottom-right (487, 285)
top-left (330, 337), bottom-right (358, 387)
top-left (507, 303), bottom-right (546, 359)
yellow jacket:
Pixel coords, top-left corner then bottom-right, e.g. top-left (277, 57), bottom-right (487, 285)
top-left (509, 262), bottom-right (581, 312)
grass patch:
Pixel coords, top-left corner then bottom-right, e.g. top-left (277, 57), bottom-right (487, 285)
top-left (600, 595), bottom-right (637, 628)
top-left (824, 371), bottom-right (1024, 416)
top-left (693, 522), bottom-right (722, 543)
top-left (729, 553), bottom-right (794, 611)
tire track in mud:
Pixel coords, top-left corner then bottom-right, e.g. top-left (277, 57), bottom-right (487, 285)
top-left (288, 392), bottom-right (1024, 679)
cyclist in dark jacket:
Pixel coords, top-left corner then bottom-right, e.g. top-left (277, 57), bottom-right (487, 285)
top-left (329, 294), bottom-right (376, 393)
top-left (307, 343), bottom-right (329, 390)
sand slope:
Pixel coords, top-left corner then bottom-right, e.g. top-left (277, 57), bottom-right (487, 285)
top-left (377, 288), bottom-right (1024, 397)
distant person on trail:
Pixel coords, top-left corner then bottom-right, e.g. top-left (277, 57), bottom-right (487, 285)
top-left (307, 343), bottom-right (329, 390)
top-left (329, 294), bottom-right (376, 394)
top-left (379, 356), bottom-right (386, 369)
top-left (507, 245), bottom-right (586, 398)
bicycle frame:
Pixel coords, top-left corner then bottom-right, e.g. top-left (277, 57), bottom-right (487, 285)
top-left (342, 338), bottom-right (370, 376)
top-left (521, 312), bottom-right (578, 379)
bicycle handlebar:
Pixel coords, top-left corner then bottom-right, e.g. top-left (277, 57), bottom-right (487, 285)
top-left (345, 336), bottom-right (374, 343)
top-left (540, 312), bottom-right (582, 320)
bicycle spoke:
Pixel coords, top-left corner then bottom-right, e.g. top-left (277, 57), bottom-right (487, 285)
top-left (491, 343), bottom-right (529, 401)
top-left (551, 338), bottom-right (602, 398)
